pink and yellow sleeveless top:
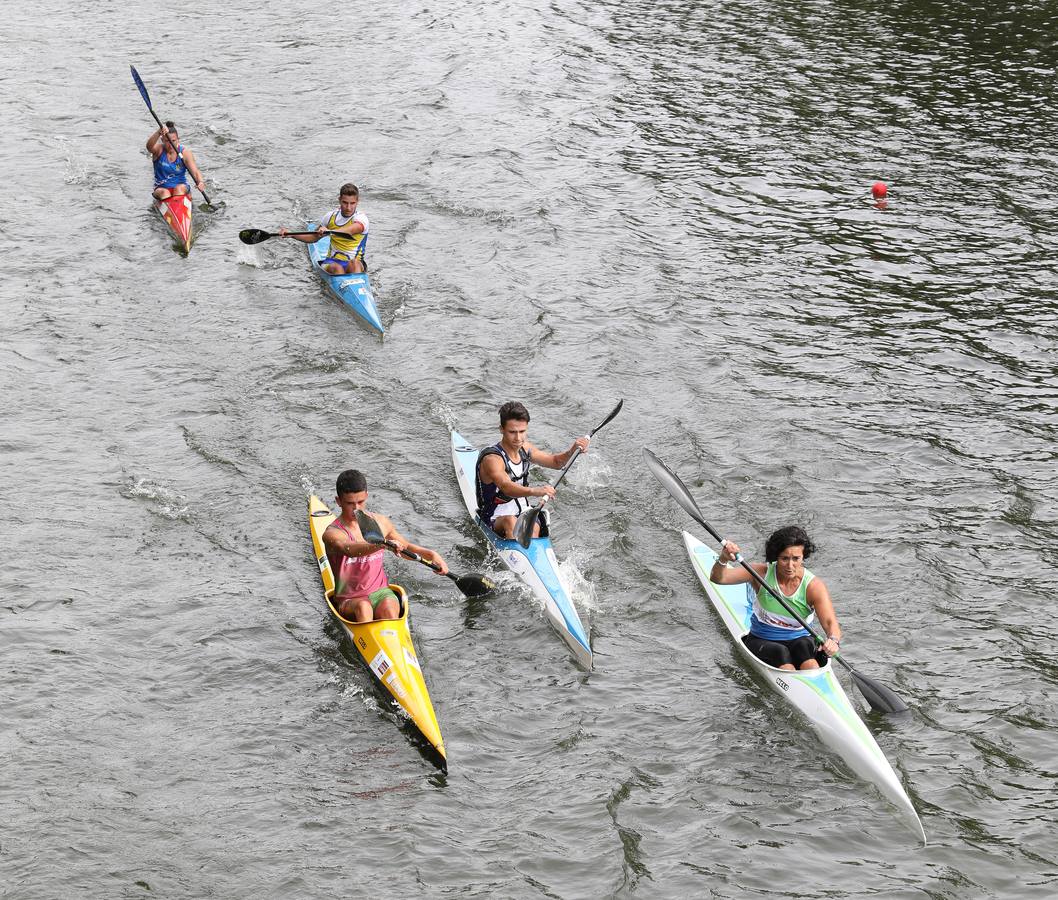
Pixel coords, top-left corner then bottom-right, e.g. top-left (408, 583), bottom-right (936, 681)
top-left (326, 519), bottom-right (388, 601)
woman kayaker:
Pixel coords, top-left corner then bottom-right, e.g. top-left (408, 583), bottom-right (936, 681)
top-left (709, 526), bottom-right (841, 670)
top-left (147, 121), bottom-right (206, 201)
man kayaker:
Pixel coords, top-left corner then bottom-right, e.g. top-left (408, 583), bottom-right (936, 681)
top-left (147, 121), bottom-right (206, 201)
top-left (323, 469), bottom-right (448, 623)
top-left (279, 183), bottom-right (369, 274)
top-left (475, 401), bottom-right (590, 540)
top-left (709, 526), bottom-right (842, 670)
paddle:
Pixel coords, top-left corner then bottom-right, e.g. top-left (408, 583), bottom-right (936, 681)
top-left (238, 228), bottom-right (350, 245)
top-left (642, 448), bottom-right (909, 715)
top-left (130, 64), bottom-right (217, 210)
top-left (513, 399), bottom-right (624, 549)
top-left (355, 510), bottom-right (494, 598)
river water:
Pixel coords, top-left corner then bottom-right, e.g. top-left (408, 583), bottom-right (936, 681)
top-left (3, 0), bottom-right (1057, 897)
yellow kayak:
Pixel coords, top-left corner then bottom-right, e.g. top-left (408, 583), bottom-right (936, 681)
top-left (308, 495), bottom-right (447, 770)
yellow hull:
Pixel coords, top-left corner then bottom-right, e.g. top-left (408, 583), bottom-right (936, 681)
top-left (308, 495), bottom-right (446, 770)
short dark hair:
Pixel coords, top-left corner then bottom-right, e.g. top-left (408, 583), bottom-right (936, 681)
top-left (164, 120), bottom-right (177, 131)
top-left (336, 469), bottom-right (367, 495)
top-left (498, 401), bottom-right (530, 426)
top-left (765, 526), bottom-right (816, 562)
top-left (339, 183), bottom-right (359, 198)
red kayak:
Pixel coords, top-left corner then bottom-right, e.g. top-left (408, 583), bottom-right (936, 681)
top-left (154, 193), bottom-right (193, 254)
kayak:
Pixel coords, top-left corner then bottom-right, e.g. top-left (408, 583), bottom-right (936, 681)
top-left (306, 226), bottom-right (383, 334)
top-left (451, 430), bottom-right (592, 669)
top-left (308, 495), bottom-right (446, 771)
top-left (154, 193), bottom-right (193, 254)
top-left (683, 531), bottom-right (925, 840)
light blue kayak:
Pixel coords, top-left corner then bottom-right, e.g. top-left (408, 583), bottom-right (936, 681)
top-left (306, 225), bottom-right (383, 334)
top-left (451, 430), bottom-right (593, 669)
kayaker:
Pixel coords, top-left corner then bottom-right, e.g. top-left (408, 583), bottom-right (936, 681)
top-left (323, 469), bottom-right (448, 623)
top-left (147, 121), bottom-right (206, 201)
top-left (709, 526), bottom-right (842, 670)
top-left (279, 183), bottom-right (369, 274)
top-left (475, 401), bottom-right (590, 540)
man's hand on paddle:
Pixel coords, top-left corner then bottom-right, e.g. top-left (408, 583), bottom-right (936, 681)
top-left (424, 551), bottom-right (449, 576)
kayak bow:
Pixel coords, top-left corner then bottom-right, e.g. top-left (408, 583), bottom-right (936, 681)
top-left (451, 430), bottom-right (592, 669)
top-left (154, 193), bottom-right (193, 254)
top-left (308, 495), bottom-right (446, 770)
top-left (682, 531), bottom-right (924, 841)
top-left (306, 226), bottom-right (384, 334)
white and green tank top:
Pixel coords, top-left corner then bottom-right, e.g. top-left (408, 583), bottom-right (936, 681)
top-left (749, 562), bottom-right (815, 641)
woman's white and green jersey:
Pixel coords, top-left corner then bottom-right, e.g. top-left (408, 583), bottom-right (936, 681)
top-left (750, 563), bottom-right (816, 641)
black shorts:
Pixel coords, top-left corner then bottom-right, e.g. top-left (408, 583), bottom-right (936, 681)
top-left (742, 633), bottom-right (825, 669)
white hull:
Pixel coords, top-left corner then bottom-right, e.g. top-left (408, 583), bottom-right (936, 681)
top-left (683, 531), bottom-right (924, 841)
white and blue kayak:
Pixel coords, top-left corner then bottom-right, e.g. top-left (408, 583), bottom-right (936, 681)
top-left (683, 531), bottom-right (925, 841)
top-left (451, 430), bottom-right (593, 670)
top-left (306, 225), bottom-right (383, 334)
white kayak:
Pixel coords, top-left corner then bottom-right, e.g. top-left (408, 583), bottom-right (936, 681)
top-left (451, 430), bottom-right (592, 669)
top-left (683, 531), bottom-right (925, 841)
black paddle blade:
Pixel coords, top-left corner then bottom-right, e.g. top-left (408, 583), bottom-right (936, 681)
top-left (454, 572), bottom-right (495, 597)
top-left (513, 507), bottom-right (541, 549)
top-left (593, 398), bottom-right (624, 435)
top-left (238, 228), bottom-right (272, 245)
top-left (848, 667), bottom-right (909, 714)
top-left (642, 449), bottom-right (722, 542)
top-left (354, 510), bottom-right (386, 543)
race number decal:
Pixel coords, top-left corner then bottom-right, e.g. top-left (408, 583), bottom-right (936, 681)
top-left (369, 650), bottom-right (393, 680)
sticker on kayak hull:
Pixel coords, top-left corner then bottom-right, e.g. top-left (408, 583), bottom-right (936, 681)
top-left (369, 650), bottom-right (393, 680)
top-left (404, 647), bottom-right (421, 672)
top-left (384, 671), bottom-right (409, 700)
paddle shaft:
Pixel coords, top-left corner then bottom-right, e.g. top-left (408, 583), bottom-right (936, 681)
top-left (131, 66), bottom-right (214, 207)
top-left (353, 509), bottom-right (491, 597)
top-left (378, 537), bottom-right (471, 585)
top-left (528, 399), bottom-right (624, 515)
top-left (238, 229), bottom-right (357, 244)
top-left (531, 447), bottom-right (580, 518)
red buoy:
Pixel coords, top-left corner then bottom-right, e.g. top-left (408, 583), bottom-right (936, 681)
top-left (871, 181), bottom-right (888, 199)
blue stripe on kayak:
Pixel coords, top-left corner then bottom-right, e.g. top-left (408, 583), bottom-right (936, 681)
top-left (476, 518), bottom-right (590, 651)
